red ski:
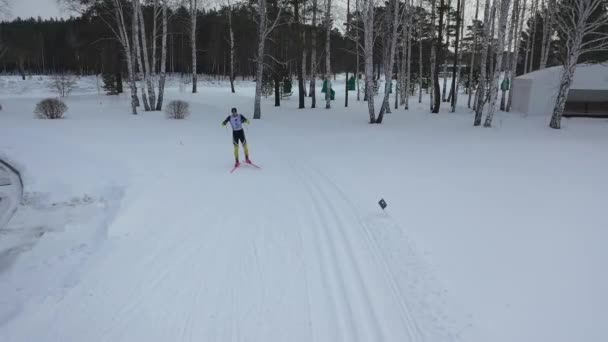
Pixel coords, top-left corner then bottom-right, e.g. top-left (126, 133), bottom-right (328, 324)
top-left (230, 160), bottom-right (260, 173)
top-left (244, 160), bottom-right (261, 169)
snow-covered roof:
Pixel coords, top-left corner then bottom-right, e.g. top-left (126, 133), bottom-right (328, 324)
top-left (516, 63), bottom-right (608, 91)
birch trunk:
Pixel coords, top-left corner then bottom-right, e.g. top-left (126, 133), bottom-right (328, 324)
top-left (310, 0), bottom-right (318, 107)
top-left (405, 4), bottom-right (412, 110)
top-left (418, 0), bottom-right (423, 103)
top-left (501, 0), bottom-right (519, 111)
top-left (507, 0), bottom-right (526, 111)
top-left (550, 55), bottom-right (579, 129)
top-left (133, 0), bottom-right (150, 111)
top-left (528, 0), bottom-right (538, 72)
top-left (151, 0), bottom-right (158, 92)
top-left (324, 0), bottom-right (332, 109)
top-left (355, 0), bottom-right (360, 101)
top-left (302, 29), bottom-right (307, 97)
top-left (139, 5), bottom-right (156, 109)
top-left (295, 0), bottom-right (306, 108)
top-left (468, 0), bottom-right (481, 108)
top-left (442, 0), bottom-right (452, 102)
top-left (400, 27), bottom-right (407, 106)
top-left (346, 0), bottom-right (350, 107)
top-left (363, 0), bottom-right (376, 123)
top-left (539, 0), bottom-right (552, 69)
top-left (156, 0), bottom-right (168, 110)
top-left (190, 0), bottom-right (198, 93)
top-left (484, 0), bottom-right (511, 127)
top-left (377, 0), bottom-right (401, 122)
top-left (253, 0), bottom-right (267, 119)
top-left (228, 5), bottom-right (236, 93)
top-left (430, 0), bottom-right (437, 111)
top-left (113, 0), bottom-right (138, 114)
top-left (474, 0), bottom-right (492, 125)
top-left (451, 0), bottom-right (462, 111)
top-left (432, 0), bottom-right (445, 113)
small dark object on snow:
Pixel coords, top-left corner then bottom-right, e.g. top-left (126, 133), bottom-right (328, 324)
top-left (378, 198), bottom-right (387, 210)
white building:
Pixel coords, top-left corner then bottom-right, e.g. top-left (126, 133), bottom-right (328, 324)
top-left (511, 64), bottom-right (608, 117)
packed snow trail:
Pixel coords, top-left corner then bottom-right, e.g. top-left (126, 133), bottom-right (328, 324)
top-left (0, 135), bottom-right (445, 341)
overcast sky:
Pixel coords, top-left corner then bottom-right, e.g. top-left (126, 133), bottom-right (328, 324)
top-left (9, 0), bottom-right (65, 20)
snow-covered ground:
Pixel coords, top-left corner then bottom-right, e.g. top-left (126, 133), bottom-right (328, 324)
top-left (0, 75), bottom-right (607, 341)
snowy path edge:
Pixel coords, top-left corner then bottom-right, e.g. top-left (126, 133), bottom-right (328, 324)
top-left (0, 157), bottom-right (24, 230)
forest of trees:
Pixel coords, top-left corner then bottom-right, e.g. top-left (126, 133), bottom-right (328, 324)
top-left (0, 0), bottom-right (606, 127)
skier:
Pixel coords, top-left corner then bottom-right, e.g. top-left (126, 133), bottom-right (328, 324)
top-left (222, 107), bottom-right (251, 167)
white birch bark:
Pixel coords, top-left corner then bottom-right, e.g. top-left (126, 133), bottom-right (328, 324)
top-left (363, 0), bottom-right (376, 122)
top-left (468, 0), bottom-right (481, 108)
top-left (418, 0), bottom-right (423, 103)
top-left (113, 0), bottom-right (138, 114)
top-left (310, 0), bottom-right (318, 107)
top-left (507, 0), bottom-right (526, 111)
top-left (156, 0), bottom-right (167, 110)
top-left (228, 4), bottom-right (236, 93)
top-left (484, 0), bottom-right (511, 127)
top-left (377, 0), bottom-right (401, 121)
top-left (253, 0), bottom-right (267, 119)
top-left (441, 0), bottom-right (452, 102)
top-left (190, 0), bottom-right (198, 93)
top-left (474, 0), bottom-right (492, 125)
top-left (430, 0), bottom-right (437, 112)
top-left (132, 0), bottom-right (150, 111)
top-left (139, 4), bottom-right (156, 109)
top-left (549, 0), bottom-right (608, 128)
top-left (324, 0), bottom-right (332, 109)
top-left (405, 1), bottom-right (412, 110)
top-left (528, 0), bottom-right (538, 72)
top-left (501, 0), bottom-right (519, 111)
top-left (355, 0), bottom-right (361, 101)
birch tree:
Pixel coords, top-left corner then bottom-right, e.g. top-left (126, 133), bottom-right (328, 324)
top-left (310, 0), bottom-right (319, 107)
top-left (501, 0), bottom-right (520, 111)
top-left (474, 0), bottom-right (493, 125)
top-left (539, 0), bottom-right (554, 69)
top-left (138, 1), bottom-right (156, 108)
top-left (548, 0), bottom-right (608, 129)
top-left (418, 0), bottom-right (423, 103)
top-left (441, 0), bottom-right (452, 103)
top-left (253, 0), bottom-right (284, 119)
top-left (484, 0), bottom-right (512, 127)
top-left (362, 0), bottom-right (377, 122)
top-left (190, 0), bottom-right (198, 93)
top-left (295, 0), bottom-right (305, 108)
top-left (227, 1), bottom-right (236, 93)
top-left (506, 0), bottom-right (527, 111)
top-left (527, 0), bottom-right (539, 72)
top-left (404, 0), bottom-right (412, 110)
top-left (450, 0), bottom-right (462, 111)
top-left (324, 0), bottom-right (332, 109)
top-left (156, 0), bottom-right (168, 110)
top-left (468, 0), bottom-right (481, 108)
top-left (430, 0), bottom-right (437, 111)
top-left (431, 0), bottom-right (445, 113)
top-left (377, 0), bottom-right (402, 122)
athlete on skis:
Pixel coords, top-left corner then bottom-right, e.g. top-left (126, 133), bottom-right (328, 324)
top-left (222, 107), bottom-right (251, 167)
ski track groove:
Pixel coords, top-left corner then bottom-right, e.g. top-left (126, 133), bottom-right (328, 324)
top-left (286, 158), bottom-right (350, 342)
top-left (297, 163), bottom-right (384, 341)
top-left (307, 165), bottom-right (425, 341)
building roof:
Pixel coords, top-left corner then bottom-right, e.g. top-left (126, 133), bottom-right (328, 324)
top-left (516, 63), bottom-right (608, 91)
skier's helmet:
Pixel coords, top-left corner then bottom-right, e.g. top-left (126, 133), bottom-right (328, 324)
top-left (231, 107), bottom-right (237, 114)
